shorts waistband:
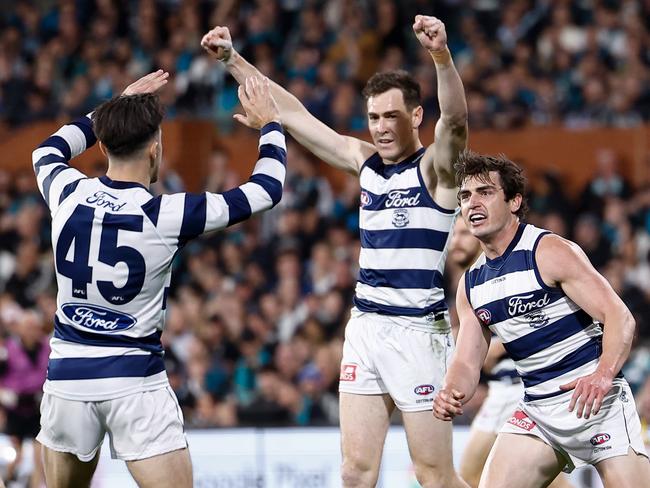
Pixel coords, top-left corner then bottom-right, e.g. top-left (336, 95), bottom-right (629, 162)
top-left (350, 308), bottom-right (451, 333)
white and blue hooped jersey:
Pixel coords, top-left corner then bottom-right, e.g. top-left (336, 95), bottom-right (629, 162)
top-left (353, 148), bottom-right (458, 329)
top-left (33, 115), bottom-right (286, 401)
top-left (465, 223), bottom-right (606, 403)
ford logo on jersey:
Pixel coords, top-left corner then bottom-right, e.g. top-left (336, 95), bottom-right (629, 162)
top-left (414, 384), bottom-right (435, 395)
top-left (61, 303), bottom-right (137, 332)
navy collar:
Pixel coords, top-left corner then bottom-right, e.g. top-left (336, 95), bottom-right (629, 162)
top-left (99, 175), bottom-right (149, 191)
top-left (367, 147), bottom-right (426, 178)
top-left (485, 222), bottom-right (526, 268)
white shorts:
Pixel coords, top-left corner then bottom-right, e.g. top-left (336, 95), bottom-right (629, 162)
top-left (37, 386), bottom-right (187, 462)
top-left (500, 378), bottom-right (648, 472)
top-left (338, 310), bottom-right (454, 412)
top-left (472, 380), bottom-right (524, 434)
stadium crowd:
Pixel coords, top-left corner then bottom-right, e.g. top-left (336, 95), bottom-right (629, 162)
top-left (0, 0), bottom-right (649, 432)
top-left (1, 0), bottom-right (650, 130)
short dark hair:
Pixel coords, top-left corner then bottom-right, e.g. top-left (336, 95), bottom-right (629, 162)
top-left (455, 150), bottom-right (529, 219)
top-left (92, 94), bottom-right (164, 158)
top-left (362, 70), bottom-right (421, 110)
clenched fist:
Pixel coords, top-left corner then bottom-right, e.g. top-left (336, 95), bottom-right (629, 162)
top-left (201, 26), bottom-right (235, 64)
top-left (413, 15), bottom-right (447, 53)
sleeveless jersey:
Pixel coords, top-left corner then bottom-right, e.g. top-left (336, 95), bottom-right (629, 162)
top-left (33, 115), bottom-right (286, 401)
top-left (353, 148), bottom-right (458, 329)
top-left (465, 224), bottom-right (604, 402)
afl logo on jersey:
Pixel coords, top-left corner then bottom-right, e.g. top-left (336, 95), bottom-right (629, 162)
top-left (414, 384), bottom-right (435, 395)
top-left (61, 303), bottom-right (137, 332)
top-left (476, 308), bottom-right (492, 326)
top-left (360, 191), bottom-right (372, 208)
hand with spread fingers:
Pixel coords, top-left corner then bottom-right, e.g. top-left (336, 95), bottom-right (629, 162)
top-left (121, 70), bottom-right (170, 96)
top-left (233, 76), bottom-right (280, 129)
top-left (560, 369), bottom-right (614, 419)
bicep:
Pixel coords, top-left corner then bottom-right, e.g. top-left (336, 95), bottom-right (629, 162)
top-left (539, 237), bottom-right (625, 324)
top-left (455, 275), bottom-right (491, 368)
top-left (431, 117), bottom-right (467, 188)
top-left (283, 111), bottom-right (373, 174)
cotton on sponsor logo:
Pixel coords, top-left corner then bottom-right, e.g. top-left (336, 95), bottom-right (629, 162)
top-left (507, 410), bottom-right (536, 431)
top-left (340, 364), bottom-right (357, 382)
top-left (414, 384), bottom-right (435, 396)
top-left (590, 433), bottom-right (611, 446)
top-left (476, 308), bottom-right (491, 326)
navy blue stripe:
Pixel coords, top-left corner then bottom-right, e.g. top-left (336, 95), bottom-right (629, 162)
top-left (504, 311), bottom-right (594, 361)
top-left (358, 268), bottom-right (444, 290)
top-left (474, 289), bottom-right (564, 330)
top-left (42, 165), bottom-right (71, 205)
top-left (249, 173), bottom-right (283, 205)
top-left (468, 249), bottom-right (531, 287)
top-left (364, 148), bottom-right (425, 178)
top-left (58, 178), bottom-right (83, 205)
top-left (360, 228), bottom-right (449, 250)
top-left (521, 338), bottom-right (601, 388)
top-left (99, 175), bottom-right (148, 190)
top-left (34, 154), bottom-right (66, 176)
top-left (71, 118), bottom-right (97, 147)
top-left (261, 121), bottom-right (283, 136)
top-left (54, 316), bottom-right (163, 353)
top-left (524, 389), bottom-right (572, 402)
top-left (39, 135), bottom-right (71, 161)
top-left (162, 287), bottom-right (170, 310)
top-left (222, 187), bottom-right (252, 226)
top-left (488, 370), bottom-right (520, 381)
top-left (259, 143), bottom-right (287, 166)
top-left (353, 296), bottom-right (447, 316)
top-left (47, 354), bottom-right (165, 381)
top-left (141, 196), bottom-right (162, 227)
top-left (178, 193), bottom-right (207, 246)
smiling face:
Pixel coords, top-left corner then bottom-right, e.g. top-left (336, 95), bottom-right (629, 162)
top-left (458, 171), bottom-right (522, 240)
top-left (367, 88), bottom-right (422, 163)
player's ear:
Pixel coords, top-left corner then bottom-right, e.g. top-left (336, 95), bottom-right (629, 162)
top-left (148, 140), bottom-right (159, 165)
top-left (98, 141), bottom-right (108, 158)
top-left (412, 105), bottom-right (423, 129)
top-left (510, 193), bottom-right (523, 215)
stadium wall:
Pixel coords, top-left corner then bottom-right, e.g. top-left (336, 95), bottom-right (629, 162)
top-left (1, 121), bottom-right (648, 195)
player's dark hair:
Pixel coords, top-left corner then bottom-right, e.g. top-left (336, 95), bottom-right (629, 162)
top-left (455, 150), bottom-right (528, 219)
top-left (362, 70), bottom-right (421, 110)
top-left (92, 94), bottom-right (164, 158)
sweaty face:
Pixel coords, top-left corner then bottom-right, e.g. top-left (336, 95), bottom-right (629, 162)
top-left (367, 88), bottom-right (421, 163)
top-left (458, 172), bottom-right (521, 240)
top-left (449, 218), bottom-right (481, 268)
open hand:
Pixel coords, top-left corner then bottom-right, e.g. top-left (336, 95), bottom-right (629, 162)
top-left (233, 76), bottom-right (280, 129)
top-left (560, 369), bottom-right (613, 419)
top-left (413, 15), bottom-right (447, 53)
top-left (121, 70), bottom-right (169, 96)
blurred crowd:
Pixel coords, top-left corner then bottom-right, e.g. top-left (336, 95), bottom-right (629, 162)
top-left (1, 0), bottom-right (650, 131)
top-left (0, 0), bottom-right (649, 438)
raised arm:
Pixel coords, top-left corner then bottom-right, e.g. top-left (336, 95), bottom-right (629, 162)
top-left (33, 70), bottom-right (170, 214)
top-left (413, 16), bottom-right (468, 209)
top-left (537, 234), bottom-right (636, 419)
top-left (433, 273), bottom-right (490, 421)
top-left (151, 76), bottom-right (287, 245)
top-left (201, 26), bottom-right (375, 175)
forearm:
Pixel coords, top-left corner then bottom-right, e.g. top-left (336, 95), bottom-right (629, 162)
top-left (597, 308), bottom-right (635, 379)
top-left (443, 359), bottom-right (481, 404)
top-left (431, 49), bottom-right (467, 126)
top-left (227, 52), bottom-right (306, 128)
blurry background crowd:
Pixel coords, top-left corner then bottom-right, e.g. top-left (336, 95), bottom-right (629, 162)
top-left (2, 0), bottom-right (650, 130)
top-left (0, 0), bottom-right (649, 434)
